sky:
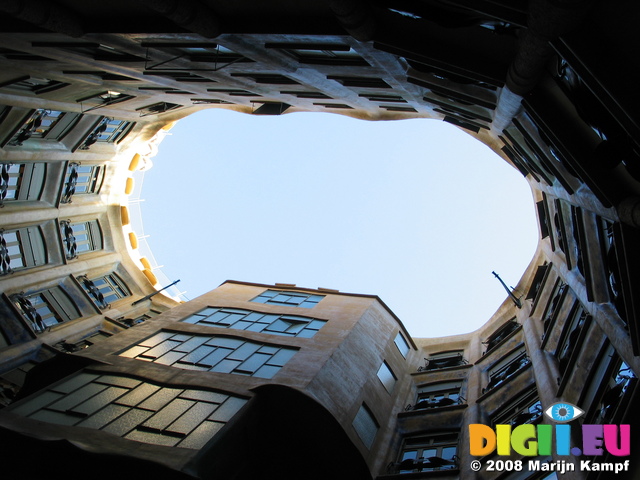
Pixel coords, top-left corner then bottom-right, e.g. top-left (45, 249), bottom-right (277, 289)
top-left (138, 108), bottom-right (538, 338)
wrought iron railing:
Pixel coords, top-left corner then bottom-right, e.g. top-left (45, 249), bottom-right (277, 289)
top-left (78, 275), bottom-right (110, 309)
top-left (60, 220), bottom-right (77, 259)
top-left (8, 109), bottom-right (49, 146)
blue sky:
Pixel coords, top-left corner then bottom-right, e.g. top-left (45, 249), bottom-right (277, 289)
top-left (139, 108), bottom-right (538, 338)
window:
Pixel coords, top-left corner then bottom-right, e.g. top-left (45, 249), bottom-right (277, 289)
top-left (352, 403), bottom-right (378, 448)
top-left (6, 372), bottom-right (247, 449)
top-left (536, 196), bottom-right (551, 240)
top-left (556, 304), bottom-right (590, 377)
top-left (421, 350), bottom-right (466, 371)
top-left (327, 75), bottom-right (391, 88)
top-left (0, 225), bottom-right (47, 274)
top-left (484, 346), bottom-right (530, 393)
top-left (61, 163), bottom-right (104, 202)
top-left (526, 263), bottom-right (550, 302)
top-left (60, 220), bottom-right (102, 259)
top-left (142, 42), bottom-right (248, 67)
top-left (11, 287), bottom-right (80, 333)
top-left (392, 433), bottom-right (458, 473)
top-left (191, 98), bottom-right (233, 105)
top-left (63, 70), bottom-right (140, 82)
top-left (77, 118), bottom-right (133, 150)
top-left (144, 71), bottom-right (212, 83)
top-left (413, 381), bottom-right (463, 410)
top-left (394, 331), bottom-right (410, 357)
top-left (492, 387), bottom-right (542, 426)
top-left (8, 109), bottom-right (80, 146)
top-left (380, 105), bottom-right (417, 112)
top-left (0, 362), bottom-right (35, 407)
top-left (484, 319), bottom-right (520, 352)
top-left (541, 280), bottom-right (568, 341)
top-left (206, 88), bottom-right (258, 97)
top-left (0, 163), bottom-right (46, 205)
top-left (182, 307), bottom-right (326, 338)
top-left (76, 91), bottom-right (135, 113)
top-left (280, 90), bottom-right (331, 99)
top-left (136, 102), bottom-right (182, 116)
top-left (0, 76), bottom-right (69, 94)
top-left (360, 93), bottom-right (407, 103)
top-left (313, 102), bottom-right (354, 109)
top-left (120, 331), bottom-right (297, 379)
top-left (251, 290), bottom-right (324, 308)
top-left (31, 42), bottom-right (144, 62)
top-left (56, 331), bottom-right (111, 352)
top-left (265, 43), bottom-right (369, 66)
top-left (377, 361), bottom-right (397, 393)
top-left (553, 199), bottom-right (570, 257)
top-left (231, 73), bottom-right (299, 85)
top-left (78, 273), bottom-right (130, 309)
top-left (582, 345), bottom-right (636, 425)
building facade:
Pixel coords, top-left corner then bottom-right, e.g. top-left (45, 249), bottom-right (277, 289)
top-left (0, 1), bottom-right (639, 478)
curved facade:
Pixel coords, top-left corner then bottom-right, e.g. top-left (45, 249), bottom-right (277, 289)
top-left (0, 1), bottom-right (639, 479)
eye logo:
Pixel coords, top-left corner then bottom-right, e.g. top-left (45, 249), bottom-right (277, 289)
top-left (544, 402), bottom-right (584, 423)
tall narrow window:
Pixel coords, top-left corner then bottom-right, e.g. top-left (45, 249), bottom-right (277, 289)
top-left (556, 305), bottom-right (590, 376)
top-left (377, 361), bottom-right (397, 393)
top-left (352, 403), bottom-right (378, 449)
top-left (582, 345), bottom-right (637, 425)
top-left (0, 226), bottom-right (46, 274)
top-left (60, 220), bottom-right (102, 259)
top-left (61, 163), bottom-right (104, 203)
top-left (394, 331), bottom-right (410, 358)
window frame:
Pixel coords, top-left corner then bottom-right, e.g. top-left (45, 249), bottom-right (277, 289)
top-left (0, 75), bottom-right (70, 94)
top-left (413, 381), bottom-right (464, 410)
top-left (491, 386), bottom-right (542, 427)
top-left (421, 350), bottom-right (467, 371)
top-left (484, 345), bottom-right (530, 393)
top-left (11, 287), bottom-right (81, 333)
top-left (182, 307), bottom-right (326, 337)
top-left (0, 225), bottom-right (47, 274)
top-left (61, 163), bottom-right (105, 203)
top-left (78, 273), bottom-right (130, 309)
top-left (250, 290), bottom-right (325, 309)
top-left (60, 219), bottom-right (103, 259)
top-left (352, 403), bottom-right (378, 449)
top-left (393, 433), bottom-right (459, 474)
top-left (377, 361), bottom-right (397, 393)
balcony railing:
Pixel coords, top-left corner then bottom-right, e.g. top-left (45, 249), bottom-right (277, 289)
top-left (407, 395), bottom-right (466, 411)
top-left (483, 354), bottom-right (530, 393)
top-left (78, 275), bottom-right (110, 309)
top-left (387, 455), bottom-right (459, 474)
top-left (418, 353), bottom-right (467, 371)
top-left (60, 220), bottom-right (77, 259)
